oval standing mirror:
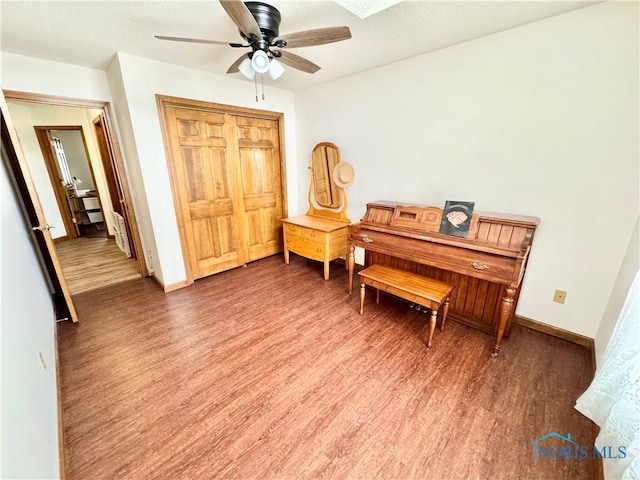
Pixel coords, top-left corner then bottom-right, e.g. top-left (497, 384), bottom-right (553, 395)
top-left (311, 142), bottom-right (342, 208)
top-left (307, 142), bottom-right (352, 223)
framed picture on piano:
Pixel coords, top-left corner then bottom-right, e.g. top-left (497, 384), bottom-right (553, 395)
top-left (439, 200), bottom-right (475, 237)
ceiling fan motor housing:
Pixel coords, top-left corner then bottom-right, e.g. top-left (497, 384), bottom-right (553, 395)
top-left (243, 1), bottom-right (281, 47)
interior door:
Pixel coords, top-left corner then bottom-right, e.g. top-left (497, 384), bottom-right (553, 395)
top-left (166, 107), bottom-right (246, 279)
top-left (93, 114), bottom-right (123, 217)
top-left (33, 128), bottom-right (80, 239)
top-left (0, 94), bottom-right (78, 322)
top-left (235, 116), bottom-right (284, 261)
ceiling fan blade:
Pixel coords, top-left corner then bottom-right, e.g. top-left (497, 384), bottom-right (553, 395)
top-left (275, 26), bottom-right (351, 49)
top-left (155, 35), bottom-right (238, 46)
top-left (227, 53), bottom-right (250, 73)
top-left (219, 0), bottom-right (263, 40)
top-left (275, 50), bottom-right (320, 74)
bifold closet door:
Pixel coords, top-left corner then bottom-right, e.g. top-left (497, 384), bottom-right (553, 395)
top-left (166, 107), bottom-right (246, 278)
top-left (165, 107), bottom-right (284, 280)
top-left (234, 116), bottom-right (283, 261)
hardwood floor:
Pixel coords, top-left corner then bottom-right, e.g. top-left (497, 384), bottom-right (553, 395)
top-left (57, 255), bottom-right (596, 479)
top-left (55, 237), bottom-right (140, 295)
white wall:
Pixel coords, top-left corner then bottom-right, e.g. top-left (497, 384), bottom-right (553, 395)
top-left (1, 107), bottom-right (60, 479)
top-left (105, 56), bottom-right (156, 274)
top-left (6, 102), bottom-right (116, 238)
top-left (109, 53), bottom-right (297, 286)
top-left (1, 53), bottom-right (112, 101)
top-left (295, 2), bottom-right (639, 337)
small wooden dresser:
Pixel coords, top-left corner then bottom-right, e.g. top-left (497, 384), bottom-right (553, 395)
top-left (283, 142), bottom-right (353, 280)
top-left (282, 215), bottom-right (349, 280)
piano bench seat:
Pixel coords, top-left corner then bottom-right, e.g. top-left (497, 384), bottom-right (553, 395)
top-left (358, 264), bottom-right (454, 348)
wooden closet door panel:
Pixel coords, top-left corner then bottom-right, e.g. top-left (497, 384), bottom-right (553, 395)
top-left (168, 108), bottom-right (245, 278)
top-left (235, 117), bottom-right (283, 261)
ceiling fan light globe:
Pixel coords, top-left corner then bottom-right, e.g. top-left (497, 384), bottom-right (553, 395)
top-left (238, 58), bottom-right (255, 79)
top-left (251, 50), bottom-right (270, 73)
top-left (268, 59), bottom-right (285, 80)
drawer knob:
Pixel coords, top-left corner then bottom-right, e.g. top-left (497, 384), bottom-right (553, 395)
top-left (471, 262), bottom-right (489, 270)
top-left (362, 236), bottom-right (373, 244)
top-left (310, 231), bottom-right (316, 237)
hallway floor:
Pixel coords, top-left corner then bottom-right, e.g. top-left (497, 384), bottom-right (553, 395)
top-left (55, 236), bottom-right (140, 295)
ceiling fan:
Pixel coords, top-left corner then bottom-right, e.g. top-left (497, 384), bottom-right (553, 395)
top-left (155, 0), bottom-right (352, 79)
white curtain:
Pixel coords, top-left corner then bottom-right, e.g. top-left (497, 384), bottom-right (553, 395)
top-left (575, 270), bottom-right (640, 479)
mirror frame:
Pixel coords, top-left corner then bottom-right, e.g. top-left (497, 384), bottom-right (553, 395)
top-left (311, 142), bottom-right (343, 209)
top-left (306, 142), bottom-right (350, 223)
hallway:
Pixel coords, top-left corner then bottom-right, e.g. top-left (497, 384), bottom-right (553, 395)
top-left (55, 237), bottom-right (141, 295)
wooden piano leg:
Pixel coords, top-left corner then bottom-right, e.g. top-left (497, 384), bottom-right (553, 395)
top-left (348, 245), bottom-right (355, 294)
top-left (492, 287), bottom-right (515, 357)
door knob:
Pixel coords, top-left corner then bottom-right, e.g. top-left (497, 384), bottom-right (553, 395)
top-left (32, 224), bottom-right (54, 232)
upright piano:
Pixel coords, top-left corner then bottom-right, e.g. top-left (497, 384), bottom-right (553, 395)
top-left (347, 201), bottom-right (540, 356)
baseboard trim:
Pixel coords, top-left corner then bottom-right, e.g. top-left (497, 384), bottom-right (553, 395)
top-left (514, 315), bottom-right (594, 350)
top-left (53, 235), bottom-right (69, 243)
top-left (152, 275), bottom-right (190, 293)
top-left (164, 280), bottom-right (190, 293)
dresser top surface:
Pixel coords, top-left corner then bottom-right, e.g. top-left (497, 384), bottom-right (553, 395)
top-left (283, 215), bottom-right (350, 232)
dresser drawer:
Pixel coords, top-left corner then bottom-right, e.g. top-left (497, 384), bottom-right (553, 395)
top-left (285, 235), bottom-right (325, 261)
top-left (284, 223), bottom-right (323, 240)
top-left (284, 223), bottom-right (304, 239)
top-left (303, 227), bottom-right (322, 241)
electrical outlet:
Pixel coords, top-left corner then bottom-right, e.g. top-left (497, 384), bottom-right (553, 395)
top-left (553, 289), bottom-right (567, 304)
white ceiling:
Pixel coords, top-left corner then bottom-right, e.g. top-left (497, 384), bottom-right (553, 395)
top-left (1, 0), bottom-right (598, 92)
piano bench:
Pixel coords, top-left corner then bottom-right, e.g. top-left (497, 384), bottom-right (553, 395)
top-left (358, 264), bottom-right (454, 348)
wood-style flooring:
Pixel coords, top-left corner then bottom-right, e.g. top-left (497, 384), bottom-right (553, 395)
top-left (55, 236), bottom-right (140, 295)
top-left (57, 255), bottom-right (596, 479)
